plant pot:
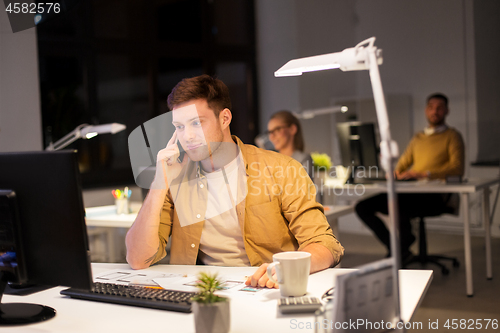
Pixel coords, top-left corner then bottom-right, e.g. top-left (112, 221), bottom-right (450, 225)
top-left (192, 299), bottom-right (230, 333)
top-left (313, 169), bottom-right (327, 186)
top-left (312, 170), bottom-right (327, 204)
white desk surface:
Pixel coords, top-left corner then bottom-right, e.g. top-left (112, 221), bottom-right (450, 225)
top-left (85, 204), bottom-right (354, 229)
top-left (85, 202), bottom-right (142, 228)
top-left (3, 263), bottom-right (432, 333)
top-left (84, 204), bottom-right (353, 263)
top-left (326, 177), bottom-right (499, 297)
top-left (325, 177), bottom-right (499, 194)
top-left (323, 205), bottom-right (354, 219)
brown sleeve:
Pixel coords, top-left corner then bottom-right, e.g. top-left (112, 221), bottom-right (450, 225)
top-left (151, 191), bottom-right (174, 265)
top-left (428, 130), bottom-right (465, 179)
top-left (395, 136), bottom-right (416, 173)
top-left (280, 159), bottom-right (344, 267)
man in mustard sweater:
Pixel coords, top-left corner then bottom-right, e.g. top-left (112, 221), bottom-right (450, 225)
top-left (355, 93), bottom-right (464, 261)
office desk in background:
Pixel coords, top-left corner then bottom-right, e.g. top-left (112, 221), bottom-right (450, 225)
top-left (84, 204), bottom-right (353, 263)
top-left (325, 177), bottom-right (500, 296)
top-left (324, 205), bottom-right (354, 237)
top-left (85, 204), bottom-right (352, 229)
top-left (85, 202), bottom-right (141, 262)
top-left (3, 263), bottom-right (433, 333)
top-left (85, 202), bottom-right (142, 228)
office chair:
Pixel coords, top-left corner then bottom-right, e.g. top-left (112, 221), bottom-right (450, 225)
top-left (404, 194), bottom-right (460, 275)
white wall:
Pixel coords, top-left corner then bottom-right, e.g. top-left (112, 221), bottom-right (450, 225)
top-left (0, 9), bottom-right (42, 152)
top-left (255, 0), bottom-right (301, 132)
top-left (351, 0), bottom-right (476, 164)
top-left (473, 1), bottom-right (500, 162)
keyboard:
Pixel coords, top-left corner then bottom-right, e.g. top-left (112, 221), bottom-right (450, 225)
top-left (60, 282), bottom-right (195, 313)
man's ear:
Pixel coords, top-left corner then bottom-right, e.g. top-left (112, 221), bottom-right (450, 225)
top-left (219, 108), bottom-right (232, 130)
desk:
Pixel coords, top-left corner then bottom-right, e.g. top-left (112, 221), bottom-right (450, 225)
top-left (85, 204), bottom-right (352, 231)
top-left (85, 203), bottom-right (141, 262)
top-left (3, 263), bottom-right (433, 333)
top-left (85, 202), bottom-right (142, 228)
top-left (323, 205), bottom-right (354, 238)
top-left (326, 178), bottom-right (500, 296)
top-left (323, 205), bottom-right (354, 269)
top-left (85, 204), bottom-right (353, 263)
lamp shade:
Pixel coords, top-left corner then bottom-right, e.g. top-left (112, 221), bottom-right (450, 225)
top-left (275, 37), bottom-right (383, 77)
top-left (46, 123), bottom-right (126, 151)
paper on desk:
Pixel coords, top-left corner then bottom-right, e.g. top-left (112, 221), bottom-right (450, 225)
top-left (94, 268), bottom-right (185, 287)
top-left (95, 269), bottom-right (269, 296)
top-left (154, 275), bottom-right (268, 296)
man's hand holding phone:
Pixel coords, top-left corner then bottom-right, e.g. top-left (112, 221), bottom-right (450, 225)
top-left (151, 131), bottom-right (188, 189)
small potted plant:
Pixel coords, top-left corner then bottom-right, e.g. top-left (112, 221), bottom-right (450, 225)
top-left (311, 152), bottom-right (332, 172)
top-left (191, 272), bottom-right (230, 333)
top-left (311, 152), bottom-right (332, 183)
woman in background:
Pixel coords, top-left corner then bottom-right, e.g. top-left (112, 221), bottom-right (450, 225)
top-left (267, 110), bottom-right (313, 178)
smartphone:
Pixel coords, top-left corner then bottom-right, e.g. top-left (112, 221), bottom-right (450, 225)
top-left (177, 141), bottom-right (186, 163)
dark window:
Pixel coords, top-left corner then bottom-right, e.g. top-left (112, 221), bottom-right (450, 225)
top-left (37, 0), bottom-right (258, 188)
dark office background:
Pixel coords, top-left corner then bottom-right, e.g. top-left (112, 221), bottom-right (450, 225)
top-left (37, 0), bottom-right (258, 188)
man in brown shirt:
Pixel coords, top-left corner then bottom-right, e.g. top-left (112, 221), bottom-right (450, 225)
top-left (126, 75), bottom-right (344, 288)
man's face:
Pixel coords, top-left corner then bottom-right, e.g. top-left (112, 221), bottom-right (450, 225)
top-left (172, 99), bottom-right (223, 162)
top-left (425, 98), bottom-right (448, 127)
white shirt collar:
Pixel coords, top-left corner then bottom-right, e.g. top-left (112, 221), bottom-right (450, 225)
top-left (424, 124), bottom-right (448, 136)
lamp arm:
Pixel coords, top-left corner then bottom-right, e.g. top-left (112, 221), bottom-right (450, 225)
top-left (295, 106), bottom-right (345, 119)
top-left (46, 124), bottom-right (88, 151)
top-left (367, 47), bottom-right (404, 328)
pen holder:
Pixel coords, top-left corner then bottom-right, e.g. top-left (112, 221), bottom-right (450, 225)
top-left (115, 198), bottom-right (130, 215)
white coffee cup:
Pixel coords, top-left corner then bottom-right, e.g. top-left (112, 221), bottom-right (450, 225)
top-left (266, 251), bottom-right (311, 297)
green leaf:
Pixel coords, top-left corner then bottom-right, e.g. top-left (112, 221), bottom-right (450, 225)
top-left (311, 152), bottom-right (332, 171)
top-left (191, 272), bottom-right (227, 304)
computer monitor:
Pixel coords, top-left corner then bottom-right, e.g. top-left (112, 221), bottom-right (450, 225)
top-left (0, 150), bottom-right (92, 325)
top-left (337, 122), bottom-right (382, 182)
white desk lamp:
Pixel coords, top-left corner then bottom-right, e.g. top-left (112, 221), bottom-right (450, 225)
top-left (293, 105), bottom-right (348, 119)
top-left (294, 105), bottom-right (348, 175)
top-left (46, 123), bottom-right (126, 151)
top-left (275, 37), bottom-right (403, 328)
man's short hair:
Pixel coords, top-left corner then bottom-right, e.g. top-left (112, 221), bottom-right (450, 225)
top-left (167, 75), bottom-right (232, 117)
top-left (426, 93), bottom-right (448, 107)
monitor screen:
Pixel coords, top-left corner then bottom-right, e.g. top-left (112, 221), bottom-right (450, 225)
top-left (337, 122), bottom-right (381, 181)
top-left (0, 190), bottom-right (28, 285)
top-left (0, 151), bottom-right (92, 324)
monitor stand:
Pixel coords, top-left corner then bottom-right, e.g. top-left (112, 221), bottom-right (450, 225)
top-left (345, 165), bottom-right (357, 184)
top-left (4, 282), bottom-right (52, 296)
top-left (0, 273), bottom-right (56, 325)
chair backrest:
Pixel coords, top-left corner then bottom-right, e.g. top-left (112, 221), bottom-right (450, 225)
top-left (415, 193), bottom-right (460, 219)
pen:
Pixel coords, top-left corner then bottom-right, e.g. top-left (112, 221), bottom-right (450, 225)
top-left (112, 188), bottom-right (132, 199)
